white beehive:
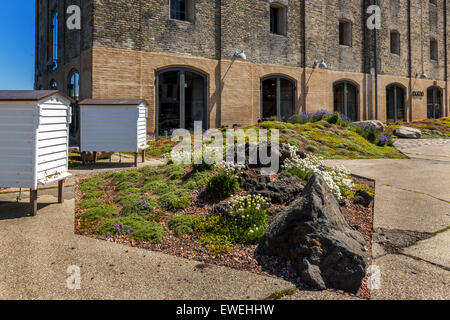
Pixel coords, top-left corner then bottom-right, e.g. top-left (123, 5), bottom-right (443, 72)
top-left (0, 90), bottom-right (73, 190)
top-left (79, 99), bottom-right (148, 163)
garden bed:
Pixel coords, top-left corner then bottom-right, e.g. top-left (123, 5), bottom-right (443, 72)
top-left (74, 152), bottom-right (375, 299)
top-left (385, 117), bottom-right (450, 139)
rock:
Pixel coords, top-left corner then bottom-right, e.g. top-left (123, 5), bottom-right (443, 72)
top-left (227, 142), bottom-right (305, 173)
top-left (354, 190), bottom-right (374, 207)
top-left (258, 173), bottom-right (368, 293)
top-left (394, 127), bottom-right (422, 139)
top-left (353, 120), bottom-right (385, 131)
top-left (240, 172), bottom-right (306, 205)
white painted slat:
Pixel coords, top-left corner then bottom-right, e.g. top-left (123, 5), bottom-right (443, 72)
top-left (40, 109), bottom-right (68, 117)
top-left (38, 144), bottom-right (67, 156)
top-left (38, 138), bottom-right (67, 148)
top-left (38, 130), bottom-right (67, 140)
top-left (38, 151), bottom-right (67, 164)
top-left (39, 123), bottom-right (68, 132)
top-left (37, 159), bottom-right (67, 173)
top-left (39, 116), bottom-right (68, 125)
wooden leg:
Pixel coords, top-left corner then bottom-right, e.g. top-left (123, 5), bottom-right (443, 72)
top-left (81, 152), bottom-right (86, 165)
top-left (30, 189), bottom-right (38, 216)
top-left (134, 152), bottom-right (138, 167)
top-left (93, 152), bottom-right (98, 164)
top-left (141, 149), bottom-right (146, 163)
top-left (58, 179), bottom-right (65, 204)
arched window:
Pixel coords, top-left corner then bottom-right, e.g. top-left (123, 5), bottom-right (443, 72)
top-left (261, 76), bottom-right (295, 121)
top-left (333, 81), bottom-right (358, 121)
top-left (51, 11), bottom-right (58, 69)
top-left (156, 68), bottom-right (207, 135)
top-left (68, 70), bottom-right (80, 101)
top-left (386, 84), bottom-right (406, 122)
top-left (427, 86), bottom-right (442, 119)
top-left (50, 80), bottom-right (57, 90)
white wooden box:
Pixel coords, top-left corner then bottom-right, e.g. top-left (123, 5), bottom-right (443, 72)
top-left (0, 91), bottom-right (73, 190)
top-left (79, 99), bottom-right (148, 153)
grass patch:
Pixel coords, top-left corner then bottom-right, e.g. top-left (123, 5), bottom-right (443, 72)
top-left (265, 289), bottom-right (296, 300)
top-left (431, 226), bottom-right (450, 237)
top-left (169, 214), bottom-right (200, 237)
top-left (79, 198), bottom-right (104, 210)
top-left (80, 205), bottom-right (117, 221)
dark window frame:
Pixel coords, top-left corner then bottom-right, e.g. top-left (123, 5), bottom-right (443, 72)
top-left (260, 75), bottom-right (296, 121)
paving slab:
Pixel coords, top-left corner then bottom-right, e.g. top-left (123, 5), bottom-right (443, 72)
top-left (402, 230), bottom-right (450, 269)
top-left (371, 254), bottom-right (450, 300)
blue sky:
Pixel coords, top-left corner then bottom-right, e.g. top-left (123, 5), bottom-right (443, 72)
top-left (0, 1), bottom-right (35, 90)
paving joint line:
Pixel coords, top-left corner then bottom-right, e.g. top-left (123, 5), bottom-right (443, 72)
top-left (382, 184), bottom-right (450, 204)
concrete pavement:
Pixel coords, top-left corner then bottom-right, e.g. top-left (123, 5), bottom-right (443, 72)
top-left (326, 139), bottom-right (450, 300)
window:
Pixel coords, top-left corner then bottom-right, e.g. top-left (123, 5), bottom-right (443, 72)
top-left (270, 4), bottom-right (287, 35)
top-left (430, 38), bottom-right (438, 61)
top-left (339, 20), bottom-right (352, 46)
top-left (427, 86), bottom-right (442, 119)
top-left (170, 0), bottom-right (193, 21)
top-left (51, 11), bottom-right (58, 69)
top-left (386, 84), bottom-right (406, 123)
top-left (50, 80), bottom-right (57, 90)
top-left (333, 81), bottom-right (358, 121)
top-left (68, 70), bottom-right (80, 101)
top-left (390, 31), bottom-right (400, 55)
top-left (261, 76), bottom-right (295, 121)
top-left (157, 68), bottom-right (207, 135)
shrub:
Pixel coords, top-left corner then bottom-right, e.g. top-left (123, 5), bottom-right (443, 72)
top-left (158, 190), bottom-right (191, 211)
top-left (206, 173), bottom-right (239, 198)
top-left (166, 164), bottom-right (186, 180)
top-left (169, 214), bottom-right (200, 237)
top-left (199, 234), bottom-right (233, 257)
top-left (184, 171), bottom-right (213, 190)
top-left (138, 166), bottom-right (159, 176)
top-left (79, 198), bottom-right (104, 210)
top-left (153, 180), bottom-right (179, 195)
top-left (327, 113), bottom-right (341, 125)
top-left (97, 215), bottom-right (165, 243)
top-left (81, 205), bottom-right (117, 221)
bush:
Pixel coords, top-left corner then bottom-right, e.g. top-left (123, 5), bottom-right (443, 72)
top-left (206, 173), bottom-right (239, 198)
top-left (327, 113), bottom-right (341, 125)
top-left (199, 234), bottom-right (233, 257)
top-left (79, 198), bottom-right (104, 210)
top-left (305, 145), bottom-right (318, 153)
top-left (166, 164), bottom-right (186, 180)
top-left (81, 205), bottom-right (117, 221)
top-left (184, 171), bottom-right (212, 190)
top-left (97, 215), bottom-right (165, 243)
top-left (227, 207), bottom-right (268, 244)
top-left (158, 190), bottom-right (191, 211)
top-left (169, 214), bottom-right (200, 237)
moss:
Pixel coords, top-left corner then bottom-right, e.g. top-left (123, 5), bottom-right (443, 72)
top-left (81, 205), bottom-right (117, 221)
top-left (266, 289), bottom-right (296, 300)
top-left (354, 184), bottom-right (375, 197)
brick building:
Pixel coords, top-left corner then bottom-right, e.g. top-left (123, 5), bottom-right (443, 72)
top-left (35, 0), bottom-right (449, 134)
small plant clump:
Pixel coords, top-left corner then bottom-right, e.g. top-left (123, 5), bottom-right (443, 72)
top-left (206, 173), bottom-right (240, 198)
top-left (97, 215), bottom-right (166, 243)
top-left (169, 214), bottom-right (201, 237)
top-left (283, 147), bottom-right (354, 199)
